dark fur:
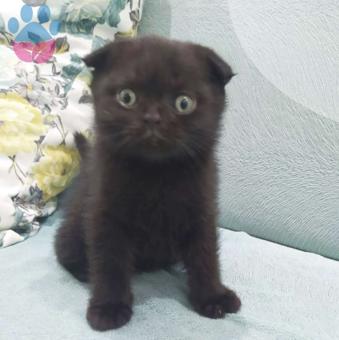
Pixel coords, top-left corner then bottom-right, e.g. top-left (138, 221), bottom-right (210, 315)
top-left (55, 36), bottom-right (240, 331)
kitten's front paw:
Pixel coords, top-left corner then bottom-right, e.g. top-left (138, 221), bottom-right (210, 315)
top-left (193, 287), bottom-right (241, 319)
top-left (86, 302), bottom-right (132, 331)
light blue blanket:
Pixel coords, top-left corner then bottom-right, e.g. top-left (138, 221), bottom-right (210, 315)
top-left (1, 215), bottom-right (338, 340)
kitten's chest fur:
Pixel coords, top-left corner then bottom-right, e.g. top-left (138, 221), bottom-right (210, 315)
top-left (96, 160), bottom-right (206, 271)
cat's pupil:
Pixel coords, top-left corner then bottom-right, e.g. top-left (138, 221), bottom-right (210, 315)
top-left (123, 93), bottom-right (131, 103)
top-left (181, 98), bottom-right (188, 110)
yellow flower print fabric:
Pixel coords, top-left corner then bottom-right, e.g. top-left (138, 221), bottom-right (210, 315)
top-left (0, 93), bottom-right (46, 156)
top-left (32, 145), bottom-right (80, 201)
top-left (0, 0), bottom-right (143, 247)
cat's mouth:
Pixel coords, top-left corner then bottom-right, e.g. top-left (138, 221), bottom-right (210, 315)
top-left (141, 128), bottom-right (166, 146)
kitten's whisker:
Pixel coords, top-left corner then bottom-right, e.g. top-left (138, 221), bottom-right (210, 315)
top-left (103, 110), bottom-right (114, 116)
top-left (177, 140), bottom-right (197, 160)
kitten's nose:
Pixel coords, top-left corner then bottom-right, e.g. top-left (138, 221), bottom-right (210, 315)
top-left (143, 111), bottom-right (161, 124)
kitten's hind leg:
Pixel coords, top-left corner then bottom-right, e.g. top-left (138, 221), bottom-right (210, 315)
top-left (55, 211), bottom-right (88, 282)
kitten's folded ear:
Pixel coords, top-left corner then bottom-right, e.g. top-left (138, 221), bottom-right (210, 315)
top-left (83, 43), bottom-right (113, 74)
top-left (196, 45), bottom-right (235, 87)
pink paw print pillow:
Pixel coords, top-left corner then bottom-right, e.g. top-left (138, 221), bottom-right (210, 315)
top-left (7, 0), bottom-right (60, 63)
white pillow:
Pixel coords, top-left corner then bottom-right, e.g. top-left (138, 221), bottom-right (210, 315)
top-left (0, 0), bottom-right (143, 247)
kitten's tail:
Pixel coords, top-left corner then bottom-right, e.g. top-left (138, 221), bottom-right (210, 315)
top-left (74, 132), bottom-right (89, 159)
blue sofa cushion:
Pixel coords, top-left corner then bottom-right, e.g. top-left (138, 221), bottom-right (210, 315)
top-left (1, 215), bottom-right (338, 339)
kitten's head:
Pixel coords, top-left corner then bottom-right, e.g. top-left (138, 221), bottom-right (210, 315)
top-left (84, 36), bottom-right (234, 163)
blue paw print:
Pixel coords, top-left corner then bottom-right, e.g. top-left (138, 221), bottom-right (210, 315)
top-left (8, 4), bottom-right (60, 44)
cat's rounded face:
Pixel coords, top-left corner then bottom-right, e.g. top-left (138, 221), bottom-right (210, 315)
top-left (86, 37), bottom-right (233, 162)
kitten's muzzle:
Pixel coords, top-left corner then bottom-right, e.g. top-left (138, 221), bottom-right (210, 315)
top-left (143, 111), bottom-right (161, 125)
top-left (143, 127), bottom-right (163, 141)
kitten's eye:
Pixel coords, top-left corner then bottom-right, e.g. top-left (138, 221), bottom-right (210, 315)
top-left (175, 95), bottom-right (196, 115)
top-left (117, 89), bottom-right (136, 108)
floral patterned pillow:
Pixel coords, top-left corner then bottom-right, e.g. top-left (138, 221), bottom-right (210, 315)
top-left (0, 0), bottom-right (143, 247)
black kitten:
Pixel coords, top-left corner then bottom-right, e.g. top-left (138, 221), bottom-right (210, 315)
top-left (55, 36), bottom-right (241, 331)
